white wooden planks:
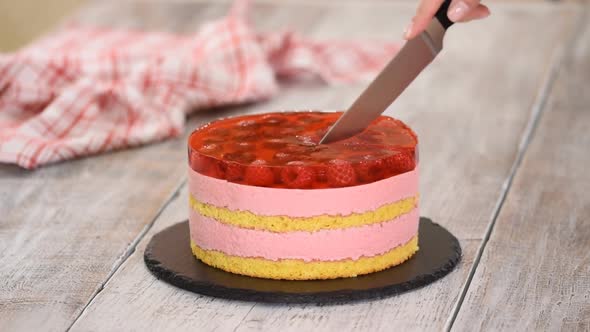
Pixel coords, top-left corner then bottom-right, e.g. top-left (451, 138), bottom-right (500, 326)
top-left (452, 9), bottom-right (590, 331)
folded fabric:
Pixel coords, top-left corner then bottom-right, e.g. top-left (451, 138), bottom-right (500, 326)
top-left (0, 0), bottom-right (399, 169)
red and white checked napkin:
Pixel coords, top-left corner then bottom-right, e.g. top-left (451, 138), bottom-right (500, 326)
top-left (0, 1), bottom-right (399, 169)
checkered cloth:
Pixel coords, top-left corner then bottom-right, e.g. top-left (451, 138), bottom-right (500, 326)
top-left (0, 1), bottom-right (399, 169)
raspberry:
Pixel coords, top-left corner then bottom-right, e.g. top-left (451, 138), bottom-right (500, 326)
top-left (233, 141), bottom-right (255, 151)
top-left (298, 114), bottom-right (324, 124)
top-left (236, 119), bottom-right (260, 129)
top-left (355, 158), bottom-right (386, 183)
top-left (314, 166), bottom-right (328, 183)
top-left (223, 152), bottom-right (256, 164)
top-left (188, 112), bottom-right (418, 189)
top-left (189, 150), bottom-right (208, 173)
top-left (202, 137), bottom-right (225, 144)
top-left (278, 127), bottom-right (298, 136)
top-left (234, 131), bottom-right (258, 141)
top-left (200, 143), bottom-right (221, 154)
top-left (273, 152), bottom-right (295, 163)
top-left (261, 128), bottom-right (282, 138)
top-left (244, 160), bottom-right (275, 187)
top-left (263, 139), bottom-right (288, 149)
top-left (261, 114), bottom-right (286, 126)
top-left (225, 162), bottom-right (244, 182)
top-left (203, 158), bottom-right (226, 179)
top-left (385, 151), bottom-right (416, 176)
top-left (284, 144), bottom-right (308, 155)
top-left (327, 159), bottom-right (357, 187)
top-left (356, 130), bottom-right (383, 144)
top-left (190, 152), bottom-right (225, 179)
top-left (209, 127), bottom-right (230, 137)
top-left (299, 140), bottom-right (316, 147)
top-left (280, 163), bottom-right (315, 189)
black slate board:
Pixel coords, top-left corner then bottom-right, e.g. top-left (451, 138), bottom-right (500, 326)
top-left (144, 218), bottom-right (461, 304)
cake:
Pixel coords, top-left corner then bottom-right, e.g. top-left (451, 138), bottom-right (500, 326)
top-left (187, 111), bottom-right (419, 280)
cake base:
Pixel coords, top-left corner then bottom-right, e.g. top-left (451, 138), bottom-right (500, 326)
top-left (190, 236), bottom-right (418, 280)
top-left (144, 218), bottom-right (461, 304)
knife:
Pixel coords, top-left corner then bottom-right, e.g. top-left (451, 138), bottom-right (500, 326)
top-left (319, 0), bottom-right (454, 144)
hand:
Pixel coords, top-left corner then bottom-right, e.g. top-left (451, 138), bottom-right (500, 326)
top-left (404, 0), bottom-right (490, 39)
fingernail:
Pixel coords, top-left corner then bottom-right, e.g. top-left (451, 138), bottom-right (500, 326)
top-left (448, 1), bottom-right (470, 22)
top-left (404, 21), bottom-right (414, 39)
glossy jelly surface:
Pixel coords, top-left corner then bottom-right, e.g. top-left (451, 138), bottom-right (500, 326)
top-left (188, 111), bottom-right (417, 189)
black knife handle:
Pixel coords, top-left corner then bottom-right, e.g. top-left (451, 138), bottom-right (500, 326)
top-left (435, 0), bottom-right (454, 30)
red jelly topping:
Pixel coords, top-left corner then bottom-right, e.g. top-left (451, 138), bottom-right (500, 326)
top-left (188, 111), bottom-right (417, 189)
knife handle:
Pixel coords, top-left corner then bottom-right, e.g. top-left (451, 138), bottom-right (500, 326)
top-left (435, 0), bottom-right (454, 30)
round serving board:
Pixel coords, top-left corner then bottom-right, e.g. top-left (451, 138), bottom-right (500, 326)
top-left (144, 218), bottom-right (461, 304)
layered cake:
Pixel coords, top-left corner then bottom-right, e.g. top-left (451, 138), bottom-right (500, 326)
top-left (188, 111), bottom-right (419, 280)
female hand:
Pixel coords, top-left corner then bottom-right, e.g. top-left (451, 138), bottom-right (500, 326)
top-left (404, 0), bottom-right (490, 39)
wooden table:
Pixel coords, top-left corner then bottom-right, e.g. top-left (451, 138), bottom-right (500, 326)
top-left (1, 1), bottom-right (588, 331)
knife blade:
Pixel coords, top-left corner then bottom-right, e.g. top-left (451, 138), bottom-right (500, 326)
top-left (319, 0), bottom-right (454, 144)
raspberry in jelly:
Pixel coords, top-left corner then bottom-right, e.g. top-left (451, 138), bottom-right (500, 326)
top-left (188, 111), bottom-right (417, 189)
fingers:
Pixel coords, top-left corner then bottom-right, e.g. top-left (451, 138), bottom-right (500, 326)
top-left (404, 0), bottom-right (445, 40)
top-left (448, 1), bottom-right (490, 22)
top-left (404, 0), bottom-right (490, 40)
top-left (458, 4), bottom-right (491, 22)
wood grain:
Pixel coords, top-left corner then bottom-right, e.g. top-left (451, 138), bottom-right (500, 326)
top-left (58, 1), bottom-right (581, 331)
top-left (452, 9), bottom-right (590, 332)
top-left (0, 3), bottom-right (246, 331)
top-left (69, 182), bottom-right (478, 332)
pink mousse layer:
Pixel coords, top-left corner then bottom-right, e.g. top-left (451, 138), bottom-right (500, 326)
top-left (188, 167), bottom-right (418, 217)
top-left (189, 208), bottom-right (419, 261)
